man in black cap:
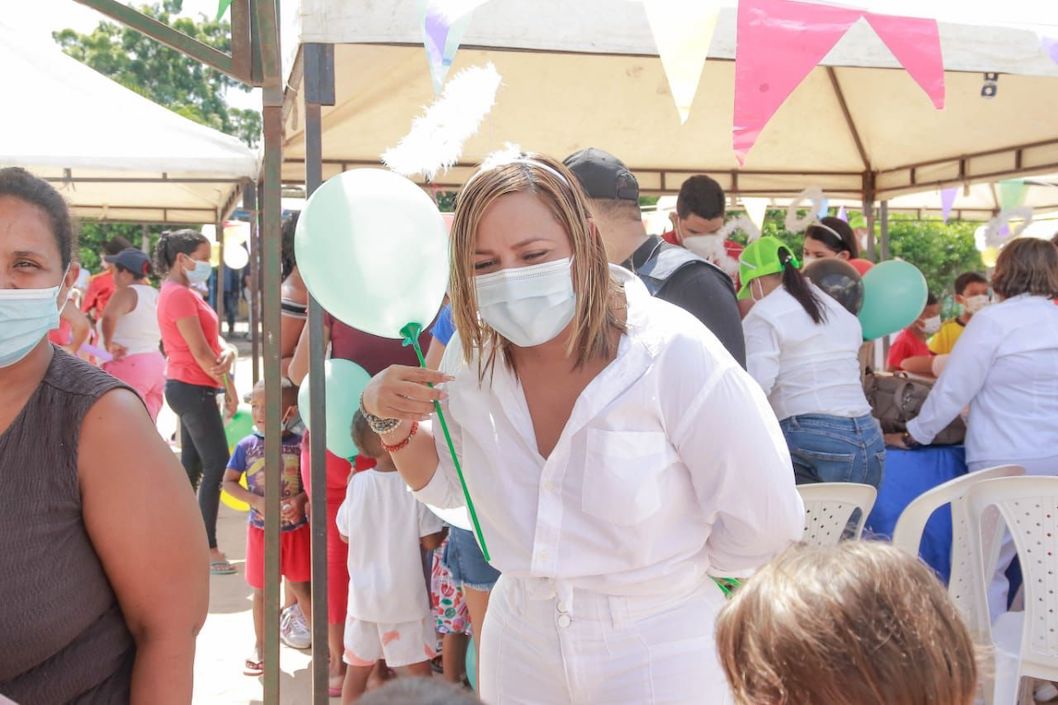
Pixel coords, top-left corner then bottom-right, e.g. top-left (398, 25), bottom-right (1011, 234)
top-left (564, 148), bottom-right (746, 367)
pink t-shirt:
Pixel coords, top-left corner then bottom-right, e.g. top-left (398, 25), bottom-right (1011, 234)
top-left (158, 281), bottom-right (222, 387)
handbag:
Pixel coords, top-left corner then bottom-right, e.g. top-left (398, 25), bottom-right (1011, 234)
top-left (862, 370), bottom-right (966, 446)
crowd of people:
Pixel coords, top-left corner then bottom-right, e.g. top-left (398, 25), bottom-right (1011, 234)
top-left (2, 146), bottom-right (1058, 705)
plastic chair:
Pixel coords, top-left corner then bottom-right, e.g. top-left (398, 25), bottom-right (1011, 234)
top-left (796, 483), bottom-right (877, 545)
top-left (969, 476), bottom-right (1058, 705)
top-left (893, 466), bottom-right (1025, 631)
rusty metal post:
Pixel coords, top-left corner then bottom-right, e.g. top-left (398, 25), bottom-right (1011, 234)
top-left (245, 182), bottom-right (261, 384)
top-left (302, 41), bottom-right (335, 705)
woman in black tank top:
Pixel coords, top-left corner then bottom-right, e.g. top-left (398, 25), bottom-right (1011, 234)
top-left (0, 168), bottom-right (208, 705)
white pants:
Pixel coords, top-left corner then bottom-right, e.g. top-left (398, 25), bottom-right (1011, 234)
top-left (969, 455), bottom-right (1058, 621)
top-left (479, 575), bottom-right (732, 705)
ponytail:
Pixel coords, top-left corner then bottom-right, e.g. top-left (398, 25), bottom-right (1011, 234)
top-left (779, 246), bottom-right (828, 324)
top-left (154, 228), bottom-right (208, 275)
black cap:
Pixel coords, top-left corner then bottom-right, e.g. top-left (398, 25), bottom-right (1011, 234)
top-left (105, 247), bottom-right (151, 276)
top-left (563, 148), bottom-right (640, 202)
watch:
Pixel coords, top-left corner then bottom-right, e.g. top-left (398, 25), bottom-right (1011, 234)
top-left (902, 432), bottom-right (922, 449)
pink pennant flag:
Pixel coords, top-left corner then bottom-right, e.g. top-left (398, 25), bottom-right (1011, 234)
top-left (734, 0), bottom-right (944, 164)
top-left (940, 187), bottom-right (958, 222)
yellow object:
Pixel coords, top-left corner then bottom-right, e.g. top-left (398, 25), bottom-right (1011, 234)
top-left (209, 242), bottom-right (221, 268)
top-left (927, 319), bottom-right (965, 355)
top-left (982, 246), bottom-right (1001, 268)
top-left (220, 472), bottom-right (250, 512)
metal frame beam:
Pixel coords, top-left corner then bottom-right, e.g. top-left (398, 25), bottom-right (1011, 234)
top-left (74, 0), bottom-right (258, 84)
top-left (302, 41), bottom-right (335, 705)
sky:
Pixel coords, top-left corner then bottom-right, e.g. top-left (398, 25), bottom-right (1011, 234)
top-left (5, 0), bottom-right (260, 110)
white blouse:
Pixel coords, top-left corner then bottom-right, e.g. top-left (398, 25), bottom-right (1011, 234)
top-left (742, 284), bottom-right (871, 421)
top-left (415, 267), bottom-right (803, 598)
top-left (908, 295), bottom-right (1058, 465)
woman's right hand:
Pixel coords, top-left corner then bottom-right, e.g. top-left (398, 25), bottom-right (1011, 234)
top-left (361, 365), bottom-right (452, 422)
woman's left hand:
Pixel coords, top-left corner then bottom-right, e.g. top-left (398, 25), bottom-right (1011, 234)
top-left (212, 348), bottom-right (236, 376)
top-left (885, 432), bottom-right (909, 449)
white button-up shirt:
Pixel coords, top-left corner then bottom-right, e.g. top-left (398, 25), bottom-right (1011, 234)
top-left (415, 267), bottom-right (803, 597)
top-left (908, 295), bottom-right (1058, 465)
top-left (742, 284), bottom-right (871, 421)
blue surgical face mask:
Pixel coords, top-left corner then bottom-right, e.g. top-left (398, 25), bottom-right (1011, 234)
top-left (0, 281), bottom-right (65, 368)
top-left (185, 257), bottom-right (213, 285)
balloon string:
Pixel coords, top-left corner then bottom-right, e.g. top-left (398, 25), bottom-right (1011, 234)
top-left (401, 323), bottom-right (491, 561)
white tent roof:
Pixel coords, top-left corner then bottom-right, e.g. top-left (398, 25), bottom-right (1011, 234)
top-left (280, 0), bottom-right (1058, 201)
top-left (1, 23), bottom-right (259, 224)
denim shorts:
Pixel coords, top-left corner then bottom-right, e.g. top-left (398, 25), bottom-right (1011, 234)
top-left (443, 526), bottom-right (501, 591)
top-left (779, 413), bottom-right (885, 488)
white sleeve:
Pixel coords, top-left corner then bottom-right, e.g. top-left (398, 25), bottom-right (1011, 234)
top-left (742, 313), bottom-right (782, 397)
top-left (336, 493), bottom-right (351, 537)
top-left (668, 363), bottom-right (804, 577)
top-left (907, 314), bottom-right (998, 444)
top-left (417, 500), bottom-right (444, 538)
top-left (412, 415), bottom-right (467, 510)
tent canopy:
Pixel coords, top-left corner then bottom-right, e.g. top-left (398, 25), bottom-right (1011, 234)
top-left (2, 23), bottom-right (259, 224)
top-left (280, 1), bottom-right (1058, 202)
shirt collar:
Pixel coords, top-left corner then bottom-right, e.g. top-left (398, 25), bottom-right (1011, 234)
top-left (623, 235), bottom-right (664, 273)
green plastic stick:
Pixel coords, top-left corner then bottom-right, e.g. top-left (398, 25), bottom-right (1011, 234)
top-left (401, 323), bottom-right (490, 561)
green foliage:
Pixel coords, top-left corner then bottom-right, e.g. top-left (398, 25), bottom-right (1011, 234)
top-left (77, 222), bottom-right (167, 273)
top-left (726, 208), bottom-right (982, 297)
top-left (886, 218), bottom-right (983, 297)
top-left (53, 0), bottom-right (261, 148)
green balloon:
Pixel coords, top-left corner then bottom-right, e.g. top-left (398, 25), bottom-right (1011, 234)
top-left (466, 637), bottom-right (478, 692)
top-left (224, 406), bottom-right (255, 451)
top-left (858, 260), bottom-right (928, 341)
top-left (295, 169), bottom-right (449, 339)
top-left (297, 359), bottom-right (372, 460)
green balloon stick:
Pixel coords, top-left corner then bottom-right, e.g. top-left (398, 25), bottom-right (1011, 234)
top-left (401, 323), bottom-right (490, 561)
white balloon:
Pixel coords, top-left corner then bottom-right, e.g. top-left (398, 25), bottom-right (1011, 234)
top-left (223, 245), bottom-right (249, 270)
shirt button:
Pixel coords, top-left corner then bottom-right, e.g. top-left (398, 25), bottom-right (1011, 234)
top-left (557, 601), bottom-right (569, 614)
top-left (557, 614), bottom-right (572, 628)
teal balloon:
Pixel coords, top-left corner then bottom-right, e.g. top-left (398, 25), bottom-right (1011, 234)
top-left (297, 359), bottom-right (371, 459)
top-left (295, 169), bottom-right (449, 339)
top-left (465, 637), bottom-right (478, 692)
top-left (858, 260), bottom-right (928, 340)
top-left (224, 406), bottom-right (254, 451)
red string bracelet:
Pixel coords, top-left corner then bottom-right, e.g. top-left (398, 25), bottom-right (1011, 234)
top-left (381, 421), bottom-right (419, 453)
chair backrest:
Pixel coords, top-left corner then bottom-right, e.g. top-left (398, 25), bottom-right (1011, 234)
top-left (797, 483), bottom-right (878, 545)
top-left (969, 476), bottom-right (1058, 676)
top-left (892, 465), bottom-right (1025, 635)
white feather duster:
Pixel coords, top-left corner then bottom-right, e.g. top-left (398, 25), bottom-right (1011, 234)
top-left (382, 63), bottom-right (502, 181)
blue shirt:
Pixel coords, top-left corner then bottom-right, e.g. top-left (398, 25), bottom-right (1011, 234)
top-left (431, 304), bottom-right (455, 346)
top-left (227, 432), bottom-right (306, 530)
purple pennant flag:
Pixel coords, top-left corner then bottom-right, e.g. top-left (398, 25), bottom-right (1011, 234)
top-left (424, 8), bottom-right (449, 69)
top-left (940, 187), bottom-right (958, 223)
top-left (1043, 35), bottom-right (1058, 64)
top-left (836, 205), bottom-right (848, 222)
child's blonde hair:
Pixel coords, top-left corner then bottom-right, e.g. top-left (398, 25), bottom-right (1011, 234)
top-left (715, 541), bottom-right (978, 705)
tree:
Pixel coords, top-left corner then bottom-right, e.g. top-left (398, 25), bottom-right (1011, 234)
top-left (53, 0), bottom-right (261, 148)
top-left (54, 0), bottom-right (261, 268)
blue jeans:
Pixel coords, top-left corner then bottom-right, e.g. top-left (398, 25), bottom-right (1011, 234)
top-left (780, 413), bottom-right (885, 488)
top-left (443, 526), bottom-right (500, 591)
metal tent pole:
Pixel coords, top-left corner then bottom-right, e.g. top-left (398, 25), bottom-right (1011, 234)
top-left (217, 215), bottom-right (227, 331)
top-left (879, 200), bottom-right (891, 362)
top-left (245, 182), bottom-right (261, 384)
top-left (302, 41), bottom-right (336, 705)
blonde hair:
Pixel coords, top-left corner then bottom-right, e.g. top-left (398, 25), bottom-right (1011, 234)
top-left (991, 237), bottom-right (1058, 300)
top-left (716, 542), bottom-right (978, 705)
top-left (449, 152), bottom-right (623, 375)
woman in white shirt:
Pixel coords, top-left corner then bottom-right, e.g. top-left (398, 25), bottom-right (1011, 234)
top-left (740, 236), bottom-right (884, 488)
top-left (359, 153), bottom-right (803, 705)
top-left (899, 237), bottom-right (1058, 614)
top-left (100, 247), bottom-right (165, 421)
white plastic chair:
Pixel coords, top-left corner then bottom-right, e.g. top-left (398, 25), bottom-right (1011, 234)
top-left (969, 476), bottom-right (1058, 705)
top-left (893, 466), bottom-right (1025, 632)
top-left (796, 483), bottom-right (877, 545)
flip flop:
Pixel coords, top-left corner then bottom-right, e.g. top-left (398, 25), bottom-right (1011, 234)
top-left (210, 560), bottom-right (237, 575)
top-left (243, 658), bottom-right (264, 677)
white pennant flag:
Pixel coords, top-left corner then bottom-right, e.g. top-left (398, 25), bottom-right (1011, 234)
top-left (741, 197), bottom-right (769, 234)
top-left (643, 0), bottom-right (720, 123)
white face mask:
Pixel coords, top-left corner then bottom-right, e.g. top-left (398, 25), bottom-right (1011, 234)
top-left (184, 256), bottom-right (213, 285)
top-left (963, 294), bottom-right (991, 315)
top-left (0, 280), bottom-right (65, 368)
top-left (475, 257), bottom-right (576, 348)
top-left (920, 315), bottom-right (942, 335)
